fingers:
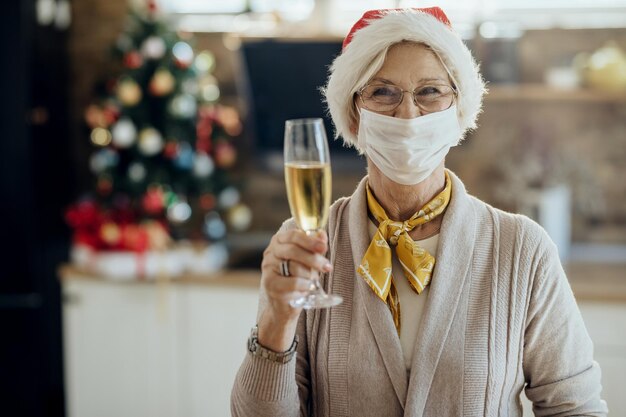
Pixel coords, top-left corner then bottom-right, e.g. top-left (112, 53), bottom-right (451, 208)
top-left (264, 276), bottom-right (312, 302)
top-left (277, 229), bottom-right (328, 255)
top-left (260, 229), bottom-right (332, 316)
top-left (265, 230), bottom-right (331, 273)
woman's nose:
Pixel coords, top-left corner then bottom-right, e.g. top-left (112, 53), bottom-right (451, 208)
top-left (393, 92), bottom-right (425, 119)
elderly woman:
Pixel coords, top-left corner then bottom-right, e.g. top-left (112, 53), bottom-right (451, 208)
top-left (231, 7), bottom-right (607, 417)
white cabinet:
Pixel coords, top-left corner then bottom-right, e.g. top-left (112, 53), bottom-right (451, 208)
top-left (62, 272), bottom-right (260, 417)
top-left (63, 269), bottom-right (626, 417)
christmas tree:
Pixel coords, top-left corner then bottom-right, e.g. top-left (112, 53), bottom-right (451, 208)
top-left (66, 1), bottom-right (251, 255)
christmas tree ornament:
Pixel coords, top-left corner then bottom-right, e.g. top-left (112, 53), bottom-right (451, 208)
top-left (199, 193), bottom-right (216, 211)
top-left (169, 93), bottom-right (197, 119)
top-left (128, 162), bottom-right (147, 183)
top-left (90, 127), bottom-right (112, 147)
top-left (141, 36), bottom-right (166, 59)
top-left (167, 200), bottom-right (192, 224)
top-left (146, 0), bottom-right (159, 15)
top-left (54, 0), bottom-right (71, 30)
top-left (85, 105), bottom-right (106, 128)
top-left (123, 50), bottom-right (143, 69)
top-left (36, 0), bottom-right (55, 26)
top-left (97, 176), bottom-right (113, 195)
top-left (144, 221), bottom-right (171, 250)
top-left (100, 222), bottom-right (122, 246)
top-left (218, 186), bottom-right (240, 209)
top-left (227, 204), bottom-right (252, 232)
top-left (195, 137), bottom-right (211, 154)
top-left (142, 185), bottom-right (165, 215)
top-left (192, 152), bottom-right (214, 178)
top-left (196, 114), bottom-right (213, 143)
top-left (102, 104), bottom-right (120, 126)
top-left (199, 76), bottom-right (220, 102)
top-left (111, 117), bottom-right (137, 148)
top-left (89, 152), bottom-right (107, 174)
top-left (215, 141), bottom-right (237, 168)
top-left (90, 148), bottom-right (119, 174)
top-left (194, 51), bottom-right (216, 74)
top-left (173, 142), bottom-right (194, 170)
top-left (138, 127), bottom-right (164, 156)
top-left (173, 41), bottom-right (194, 69)
top-left (64, 199), bottom-right (98, 229)
top-left (117, 77), bottom-right (142, 107)
top-left (163, 189), bottom-right (178, 207)
top-left (163, 140), bottom-right (180, 159)
top-left (181, 78), bottom-right (199, 96)
top-left (149, 67), bottom-right (175, 96)
top-left (218, 106), bottom-right (243, 136)
top-left (203, 211), bottom-right (226, 240)
top-left (120, 224), bottom-right (149, 252)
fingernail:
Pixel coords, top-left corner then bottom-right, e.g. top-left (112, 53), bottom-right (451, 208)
top-left (323, 262), bottom-right (333, 272)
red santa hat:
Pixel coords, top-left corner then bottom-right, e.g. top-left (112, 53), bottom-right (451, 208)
top-left (323, 7), bottom-right (486, 152)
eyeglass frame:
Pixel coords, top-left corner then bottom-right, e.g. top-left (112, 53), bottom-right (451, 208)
top-left (356, 81), bottom-right (458, 114)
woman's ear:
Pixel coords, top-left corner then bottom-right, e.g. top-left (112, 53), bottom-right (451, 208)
top-left (350, 96), bottom-right (360, 135)
top-left (349, 119), bottom-right (358, 135)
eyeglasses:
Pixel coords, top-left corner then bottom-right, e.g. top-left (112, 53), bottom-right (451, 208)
top-left (357, 82), bottom-right (457, 113)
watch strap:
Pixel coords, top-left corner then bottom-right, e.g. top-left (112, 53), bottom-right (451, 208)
top-left (247, 325), bottom-right (298, 364)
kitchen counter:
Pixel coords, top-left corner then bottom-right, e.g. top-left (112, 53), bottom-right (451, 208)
top-left (59, 262), bottom-right (626, 302)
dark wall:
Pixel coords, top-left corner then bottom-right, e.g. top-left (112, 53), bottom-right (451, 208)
top-left (0, 0), bottom-right (71, 415)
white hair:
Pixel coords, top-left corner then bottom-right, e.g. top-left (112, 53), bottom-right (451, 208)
top-left (322, 9), bottom-right (486, 153)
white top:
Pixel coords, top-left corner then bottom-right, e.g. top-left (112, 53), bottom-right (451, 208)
top-left (368, 220), bottom-right (439, 371)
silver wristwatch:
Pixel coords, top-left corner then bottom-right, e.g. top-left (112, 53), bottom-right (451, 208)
top-left (247, 325), bottom-right (298, 364)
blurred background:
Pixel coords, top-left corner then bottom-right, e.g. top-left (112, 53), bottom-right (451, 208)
top-left (1, 0), bottom-right (625, 416)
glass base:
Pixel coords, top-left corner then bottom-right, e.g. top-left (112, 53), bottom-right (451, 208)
top-left (289, 292), bottom-right (343, 310)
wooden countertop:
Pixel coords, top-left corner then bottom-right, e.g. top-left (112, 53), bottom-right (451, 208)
top-left (59, 262), bottom-right (626, 302)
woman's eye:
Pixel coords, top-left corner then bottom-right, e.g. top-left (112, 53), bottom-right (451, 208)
top-left (417, 86), bottom-right (442, 96)
top-left (371, 87), bottom-right (396, 97)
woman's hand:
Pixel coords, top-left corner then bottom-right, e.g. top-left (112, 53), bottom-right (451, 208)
top-left (257, 229), bottom-right (332, 352)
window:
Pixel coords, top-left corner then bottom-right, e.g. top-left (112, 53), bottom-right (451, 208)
top-left (159, 0), bottom-right (626, 31)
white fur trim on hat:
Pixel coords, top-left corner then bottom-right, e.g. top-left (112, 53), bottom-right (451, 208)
top-left (323, 9), bottom-right (486, 153)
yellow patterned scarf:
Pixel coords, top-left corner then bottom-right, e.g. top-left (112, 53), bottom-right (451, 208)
top-left (357, 171), bottom-right (452, 334)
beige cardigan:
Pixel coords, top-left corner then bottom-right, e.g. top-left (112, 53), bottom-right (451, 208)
top-left (231, 171), bottom-right (608, 417)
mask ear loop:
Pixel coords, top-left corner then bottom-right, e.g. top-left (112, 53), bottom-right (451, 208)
top-left (352, 92), bottom-right (366, 154)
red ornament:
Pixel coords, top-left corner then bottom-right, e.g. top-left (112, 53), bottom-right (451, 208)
top-left (215, 142), bottom-right (237, 168)
top-left (97, 177), bottom-right (113, 196)
top-left (102, 105), bottom-right (120, 126)
top-left (199, 193), bottom-right (216, 211)
top-left (120, 224), bottom-right (149, 252)
top-left (174, 59), bottom-right (191, 70)
top-left (123, 51), bottom-right (143, 69)
top-left (196, 137), bottom-right (212, 154)
top-left (142, 186), bottom-right (165, 215)
top-left (163, 140), bottom-right (180, 159)
top-left (196, 119), bottom-right (213, 139)
top-left (65, 200), bottom-right (103, 230)
top-left (74, 230), bottom-right (103, 250)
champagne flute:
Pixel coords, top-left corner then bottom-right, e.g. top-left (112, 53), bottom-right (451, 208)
top-left (284, 118), bottom-right (343, 309)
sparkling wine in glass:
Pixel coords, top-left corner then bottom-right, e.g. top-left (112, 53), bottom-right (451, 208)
top-left (284, 118), bottom-right (343, 309)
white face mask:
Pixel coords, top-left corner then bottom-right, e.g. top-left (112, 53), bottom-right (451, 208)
top-left (358, 105), bottom-right (461, 185)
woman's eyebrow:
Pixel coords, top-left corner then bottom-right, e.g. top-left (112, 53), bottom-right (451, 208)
top-left (370, 77), bottom-right (449, 84)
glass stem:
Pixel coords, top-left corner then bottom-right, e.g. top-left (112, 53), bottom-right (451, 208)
top-left (306, 229), bottom-right (324, 293)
